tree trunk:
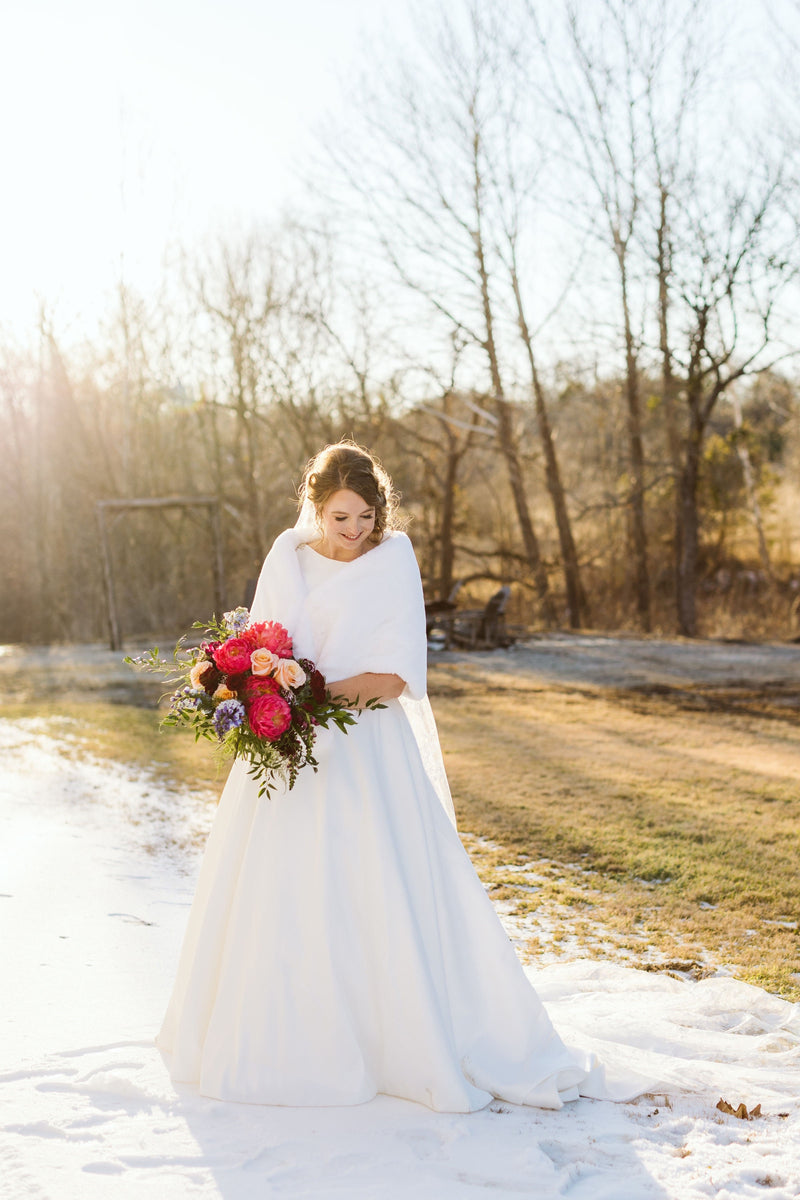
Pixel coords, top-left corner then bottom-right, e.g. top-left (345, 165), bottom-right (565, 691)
top-left (495, 399), bottom-right (556, 622)
top-left (510, 265), bottom-right (587, 626)
top-left (655, 185), bottom-right (684, 617)
top-left (231, 333), bottom-right (266, 564)
top-left (471, 190), bottom-right (556, 623)
top-left (731, 388), bottom-right (772, 578)
top-left (676, 407), bottom-right (703, 637)
top-left (438, 439), bottom-right (458, 598)
top-left (656, 190), bottom-right (680, 478)
top-left (479, 318), bottom-right (554, 620)
top-left (531, 371), bottom-right (585, 627)
top-left (619, 256), bottom-right (651, 631)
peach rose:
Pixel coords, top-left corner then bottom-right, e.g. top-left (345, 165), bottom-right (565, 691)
top-left (213, 683), bottom-right (237, 701)
top-left (250, 648), bottom-right (280, 677)
top-left (190, 661), bottom-right (211, 689)
top-left (190, 659), bottom-right (220, 694)
top-left (272, 658), bottom-right (306, 690)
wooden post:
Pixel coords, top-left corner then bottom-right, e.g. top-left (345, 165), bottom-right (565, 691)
top-left (95, 496), bottom-right (225, 650)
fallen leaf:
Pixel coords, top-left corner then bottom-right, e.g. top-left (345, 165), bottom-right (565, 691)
top-left (716, 1098), bottom-right (762, 1120)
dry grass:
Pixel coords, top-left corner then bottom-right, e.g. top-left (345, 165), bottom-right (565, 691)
top-left (3, 656), bottom-right (799, 998)
top-left (429, 663), bottom-right (800, 998)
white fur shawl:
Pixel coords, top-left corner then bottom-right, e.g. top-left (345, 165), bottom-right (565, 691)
top-left (249, 528), bottom-right (456, 824)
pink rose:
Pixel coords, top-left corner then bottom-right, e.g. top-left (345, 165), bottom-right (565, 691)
top-left (244, 621), bottom-right (293, 658)
top-left (248, 693), bottom-right (292, 741)
top-left (250, 647), bottom-right (280, 677)
top-left (213, 637), bottom-right (252, 675)
top-left (272, 658), bottom-right (306, 690)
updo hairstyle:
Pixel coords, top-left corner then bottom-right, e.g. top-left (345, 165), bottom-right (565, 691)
top-left (299, 441), bottom-right (398, 546)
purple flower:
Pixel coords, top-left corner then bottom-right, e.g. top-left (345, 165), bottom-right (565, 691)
top-left (172, 686), bottom-right (208, 714)
top-left (213, 698), bottom-right (246, 738)
top-left (223, 606), bottom-right (250, 635)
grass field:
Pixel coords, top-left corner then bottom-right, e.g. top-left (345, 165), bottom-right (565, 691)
top-left (3, 651), bottom-right (799, 997)
top-left (429, 662), bottom-right (800, 998)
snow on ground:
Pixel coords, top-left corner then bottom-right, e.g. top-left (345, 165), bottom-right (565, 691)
top-left (1, 719), bottom-right (799, 1200)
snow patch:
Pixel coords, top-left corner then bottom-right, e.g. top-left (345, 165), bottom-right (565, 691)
top-left (1, 718), bottom-right (799, 1199)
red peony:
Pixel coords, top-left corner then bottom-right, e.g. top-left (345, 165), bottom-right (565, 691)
top-left (213, 637), bottom-right (252, 675)
top-left (244, 675), bottom-right (280, 700)
top-left (192, 660), bottom-right (222, 694)
top-left (244, 621), bottom-right (293, 658)
top-left (248, 693), bottom-right (292, 741)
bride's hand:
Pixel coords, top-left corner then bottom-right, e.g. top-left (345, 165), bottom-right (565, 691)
top-left (327, 672), bottom-right (405, 709)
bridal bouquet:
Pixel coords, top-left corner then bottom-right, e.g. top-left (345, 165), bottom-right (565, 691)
top-left (125, 607), bottom-right (376, 795)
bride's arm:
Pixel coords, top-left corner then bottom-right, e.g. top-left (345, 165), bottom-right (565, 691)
top-left (327, 672), bottom-right (406, 709)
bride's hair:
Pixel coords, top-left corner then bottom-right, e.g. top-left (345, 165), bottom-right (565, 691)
top-left (299, 440), bottom-right (399, 545)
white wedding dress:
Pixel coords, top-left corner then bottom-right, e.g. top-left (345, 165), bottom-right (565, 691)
top-left (157, 530), bottom-right (646, 1111)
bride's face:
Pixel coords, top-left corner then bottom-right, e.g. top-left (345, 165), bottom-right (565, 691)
top-left (318, 488), bottom-right (376, 559)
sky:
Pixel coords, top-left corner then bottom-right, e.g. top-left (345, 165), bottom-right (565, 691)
top-left (0, 0), bottom-right (408, 341)
top-left (0, 0), bottom-right (795, 352)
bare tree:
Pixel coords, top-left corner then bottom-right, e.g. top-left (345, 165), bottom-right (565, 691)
top-left (526, 0), bottom-right (657, 628)
top-left (323, 2), bottom-right (561, 623)
top-left (504, 223), bottom-right (588, 625)
top-left (665, 168), bottom-right (798, 634)
top-left (394, 337), bottom-right (495, 600)
top-left (190, 236), bottom-right (279, 562)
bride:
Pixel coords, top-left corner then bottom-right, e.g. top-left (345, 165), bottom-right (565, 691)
top-left (157, 441), bottom-right (640, 1112)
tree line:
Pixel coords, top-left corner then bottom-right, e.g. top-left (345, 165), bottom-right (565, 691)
top-left (1, 0), bottom-right (799, 645)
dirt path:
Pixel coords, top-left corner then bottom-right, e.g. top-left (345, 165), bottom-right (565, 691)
top-left (432, 632), bottom-right (800, 690)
